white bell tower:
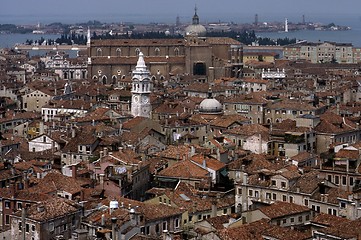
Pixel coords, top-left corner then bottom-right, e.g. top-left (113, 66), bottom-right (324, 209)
top-left (131, 52), bottom-right (152, 118)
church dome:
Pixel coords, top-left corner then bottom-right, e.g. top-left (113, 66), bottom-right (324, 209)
top-left (185, 7), bottom-right (206, 37)
top-left (185, 24), bottom-right (206, 37)
top-left (199, 98), bottom-right (223, 114)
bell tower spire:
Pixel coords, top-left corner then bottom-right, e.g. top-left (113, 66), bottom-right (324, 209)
top-left (131, 52), bottom-right (152, 118)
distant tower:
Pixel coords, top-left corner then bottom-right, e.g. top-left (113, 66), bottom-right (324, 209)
top-left (87, 27), bottom-right (92, 65)
top-left (176, 15), bottom-right (181, 27)
top-left (285, 18), bottom-right (288, 32)
top-left (302, 15), bottom-right (305, 24)
top-left (87, 27), bottom-right (91, 47)
top-left (254, 14), bottom-right (259, 26)
top-left (131, 52), bottom-right (152, 118)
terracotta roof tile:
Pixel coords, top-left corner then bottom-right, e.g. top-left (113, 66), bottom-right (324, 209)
top-left (157, 159), bottom-right (209, 180)
top-left (258, 201), bottom-right (310, 219)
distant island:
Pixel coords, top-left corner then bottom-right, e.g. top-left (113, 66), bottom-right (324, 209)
top-left (0, 19), bottom-right (351, 47)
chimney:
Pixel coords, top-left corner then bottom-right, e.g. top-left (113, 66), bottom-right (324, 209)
top-left (243, 173), bottom-right (248, 185)
top-left (129, 208), bottom-right (137, 226)
top-left (211, 199), bottom-right (217, 218)
top-left (162, 230), bottom-right (170, 240)
top-left (192, 202), bottom-right (197, 213)
top-left (101, 214), bottom-right (105, 226)
top-left (72, 164), bottom-right (77, 179)
top-left (99, 174), bottom-right (105, 188)
top-left (71, 128), bottom-right (76, 138)
top-left (10, 181), bottom-right (16, 198)
top-left (103, 147), bottom-right (108, 156)
top-left (23, 172), bottom-right (29, 189)
top-left (191, 146), bottom-right (195, 157)
top-left (39, 121), bottom-right (44, 135)
top-left (111, 217), bottom-right (117, 240)
top-left (21, 208), bottom-right (26, 240)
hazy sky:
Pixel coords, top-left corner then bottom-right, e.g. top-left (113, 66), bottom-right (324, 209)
top-left (2, 0), bottom-right (361, 25)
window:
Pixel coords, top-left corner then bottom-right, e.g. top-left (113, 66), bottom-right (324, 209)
top-left (340, 202), bottom-right (346, 208)
top-left (350, 177), bottom-right (354, 186)
top-left (255, 191), bottom-right (259, 198)
top-left (281, 181), bottom-right (286, 188)
top-left (316, 206), bottom-right (320, 213)
top-left (249, 189), bottom-right (253, 196)
top-left (327, 175), bottom-right (332, 182)
top-left (49, 222), bottom-right (54, 232)
top-left (306, 215), bottom-right (310, 221)
top-left (335, 176), bottom-right (339, 185)
top-left (282, 195), bottom-right (287, 202)
top-left (155, 48), bottom-right (160, 56)
top-left (116, 48), bottom-right (121, 57)
top-left (272, 193), bottom-right (276, 200)
top-left (163, 222), bottom-right (167, 230)
top-left (289, 196), bottom-right (293, 203)
top-left (156, 224), bottom-right (160, 234)
top-left (304, 199), bottom-right (309, 206)
top-left (298, 216), bottom-right (302, 222)
top-left (342, 176), bottom-right (347, 185)
top-left (223, 209), bottom-right (227, 214)
top-left (5, 215), bottom-right (9, 225)
top-left (26, 223), bottom-right (29, 233)
top-left (5, 201), bottom-right (10, 209)
top-left (290, 218), bottom-right (294, 223)
top-left (266, 192), bottom-right (271, 200)
top-left (17, 202), bottom-right (22, 209)
top-left (175, 218), bottom-right (180, 229)
top-left (135, 48), bottom-right (141, 56)
top-left (282, 219), bottom-right (286, 224)
top-left (19, 221), bottom-right (22, 231)
top-left (96, 48), bottom-right (102, 57)
top-left (238, 188), bottom-right (242, 195)
top-left (198, 215), bottom-right (202, 220)
top-left (271, 180), bottom-right (276, 186)
top-left (328, 208), bottom-right (332, 215)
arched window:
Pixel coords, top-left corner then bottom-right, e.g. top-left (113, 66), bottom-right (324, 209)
top-left (155, 48), bottom-right (160, 56)
top-left (102, 76), bottom-right (107, 85)
top-left (174, 48), bottom-right (179, 56)
top-left (92, 75), bottom-right (98, 80)
top-left (135, 48), bottom-right (141, 56)
top-left (97, 48), bottom-right (102, 57)
top-left (112, 75), bottom-right (117, 83)
top-left (116, 48), bottom-right (121, 57)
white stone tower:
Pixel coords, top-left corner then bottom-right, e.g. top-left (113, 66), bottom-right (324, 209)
top-left (285, 18), bottom-right (289, 32)
top-left (131, 52), bottom-right (152, 118)
top-left (87, 27), bottom-right (92, 65)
